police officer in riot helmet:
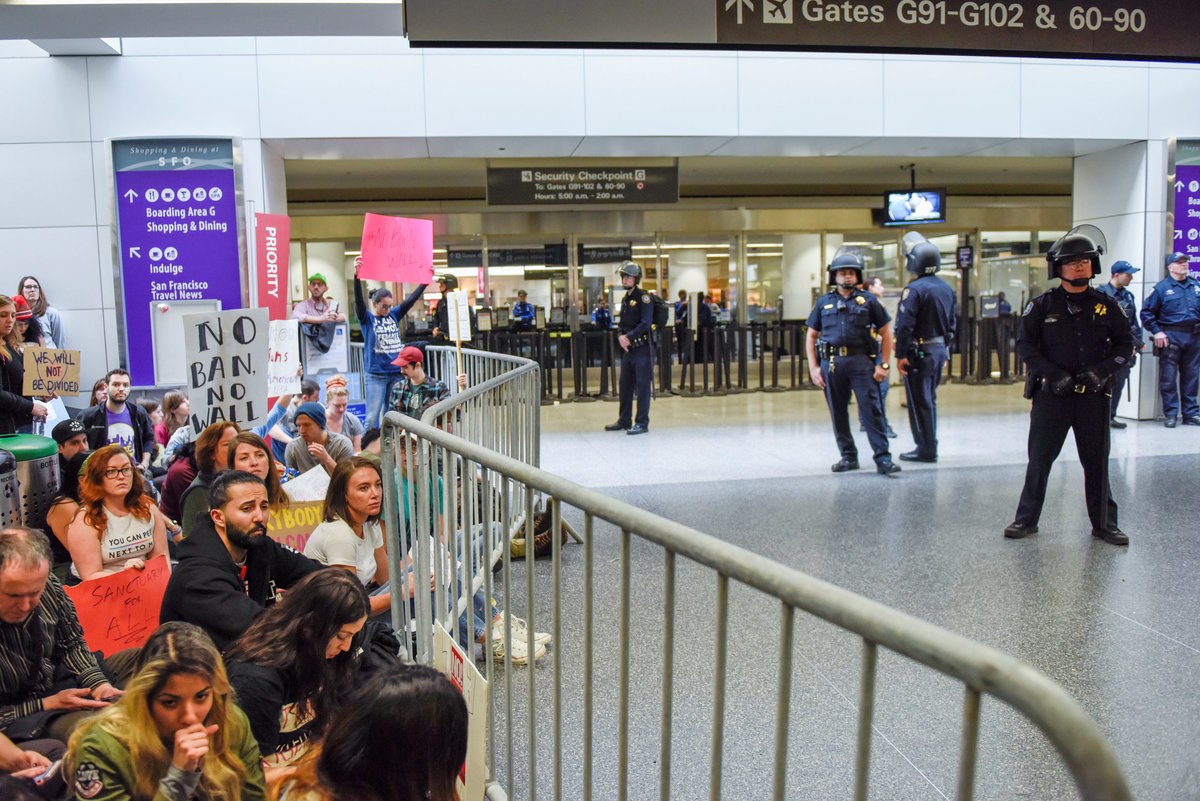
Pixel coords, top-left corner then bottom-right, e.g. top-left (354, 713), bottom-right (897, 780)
top-left (894, 233), bottom-right (957, 463)
top-left (431, 274), bottom-right (457, 341)
top-left (805, 247), bottom-right (900, 475)
top-left (604, 261), bottom-right (655, 435)
top-left (1004, 224), bottom-right (1134, 545)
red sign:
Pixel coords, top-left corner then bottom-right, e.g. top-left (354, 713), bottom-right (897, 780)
top-left (65, 555), bottom-right (171, 657)
top-left (256, 213), bottom-right (291, 320)
top-left (359, 213), bottom-right (435, 284)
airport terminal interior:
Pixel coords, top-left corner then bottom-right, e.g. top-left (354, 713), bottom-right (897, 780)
top-left (3, 4), bottom-right (1200, 800)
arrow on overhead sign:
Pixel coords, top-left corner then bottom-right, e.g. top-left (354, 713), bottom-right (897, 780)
top-left (129, 246), bottom-right (141, 258)
top-left (1177, 181), bottom-right (1185, 191)
top-left (1176, 229), bottom-right (1183, 240)
top-left (124, 189), bottom-right (138, 202)
top-left (725, 0), bottom-right (754, 24)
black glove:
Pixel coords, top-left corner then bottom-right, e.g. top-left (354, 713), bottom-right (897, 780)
top-left (1048, 371), bottom-right (1075, 396)
top-left (1075, 368), bottom-right (1105, 393)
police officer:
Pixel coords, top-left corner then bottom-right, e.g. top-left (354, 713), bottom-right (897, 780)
top-left (431, 274), bottom-right (457, 341)
top-left (592, 296), bottom-right (612, 330)
top-left (1004, 225), bottom-right (1134, 545)
top-left (1096, 259), bottom-right (1144, 428)
top-left (512, 290), bottom-right (535, 330)
top-left (1140, 251), bottom-right (1200, 427)
top-left (805, 247), bottom-right (900, 475)
top-left (604, 261), bottom-right (654, 435)
top-left (894, 233), bottom-right (957, 462)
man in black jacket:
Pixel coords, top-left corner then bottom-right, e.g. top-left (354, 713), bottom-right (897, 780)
top-left (159, 471), bottom-right (324, 649)
top-left (75, 369), bottom-right (154, 470)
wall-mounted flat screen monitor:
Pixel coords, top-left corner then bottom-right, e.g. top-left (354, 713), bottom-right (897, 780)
top-left (882, 188), bottom-right (946, 226)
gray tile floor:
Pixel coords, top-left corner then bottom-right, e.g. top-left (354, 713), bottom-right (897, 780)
top-left (490, 383), bottom-right (1199, 800)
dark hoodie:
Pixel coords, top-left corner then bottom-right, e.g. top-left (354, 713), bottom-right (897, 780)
top-left (159, 512), bottom-right (324, 650)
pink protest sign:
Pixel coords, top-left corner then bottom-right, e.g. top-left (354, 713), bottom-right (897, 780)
top-left (359, 213), bottom-right (435, 283)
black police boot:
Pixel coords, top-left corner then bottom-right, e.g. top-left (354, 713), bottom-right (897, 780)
top-left (899, 450), bottom-right (937, 463)
top-left (626, 424), bottom-right (649, 435)
top-left (604, 422), bottom-right (630, 431)
top-left (830, 458), bottom-right (859, 473)
top-left (1109, 418), bottom-right (1127, 429)
top-left (1091, 527), bottom-right (1130, 546)
top-left (1003, 522), bottom-right (1037, 539)
top-left (876, 460), bottom-right (901, 476)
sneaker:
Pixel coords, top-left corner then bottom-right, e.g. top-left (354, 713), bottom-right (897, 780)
top-left (507, 614), bottom-right (552, 647)
top-left (489, 621), bottom-right (547, 665)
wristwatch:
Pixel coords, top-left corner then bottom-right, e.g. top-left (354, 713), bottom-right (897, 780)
top-left (880, 362), bottom-right (890, 370)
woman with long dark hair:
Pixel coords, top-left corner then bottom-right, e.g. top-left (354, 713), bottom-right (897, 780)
top-left (275, 664), bottom-right (467, 801)
top-left (66, 622), bottom-right (265, 801)
top-left (66, 444), bottom-right (169, 580)
top-left (161, 390), bottom-right (190, 446)
top-left (227, 432), bottom-right (288, 510)
top-left (224, 570), bottom-right (368, 785)
top-left (0, 295), bottom-right (48, 434)
top-left (16, 276), bottom-right (63, 349)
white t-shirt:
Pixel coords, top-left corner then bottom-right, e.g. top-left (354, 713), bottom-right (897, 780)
top-left (72, 507), bottom-right (156, 577)
top-left (304, 518), bottom-right (383, 585)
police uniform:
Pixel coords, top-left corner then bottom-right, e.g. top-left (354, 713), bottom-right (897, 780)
top-left (1010, 284), bottom-right (1134, 540)
top-left (614, 284), bottom-right (654, 431)
top-left (511, 299), bottom-right (535, 329)
top-left (894, 274), bottom-right (957, 461)
top-left (1096, 265), bottom-right (1144, 424)
top-left (1140, 265), bottom-right (1200, 425)
top-left (806, 288), bottom-right (895, 472)
top-left (592, 305), bottom-right (612, 330)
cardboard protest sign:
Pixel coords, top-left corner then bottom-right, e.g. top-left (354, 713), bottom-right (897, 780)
top-left (184, 308), bottom-right (269, 433)
top-left (281, 466), bottom-right (331, 503)
top-left (435, 622), bottom-right (487, 801)
top-left (445, 291), bottom-right (471, 344)
top-left (359, 213), bottom-right (434, 284)
top-left (65, 555), bottom-right (171, 657)
top-left (268, 319), bottom-right (301, 398)
top-left (266, 500), bottom-right (324, 553)
top-left (22, 347), bottom-right (81, 396)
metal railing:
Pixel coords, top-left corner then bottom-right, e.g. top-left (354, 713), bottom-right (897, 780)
top-left (380, 414), bottom-right (1131, 801)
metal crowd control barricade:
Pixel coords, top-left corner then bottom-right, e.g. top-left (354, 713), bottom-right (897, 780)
top-left (381, 417), bottom-right (1131, 801)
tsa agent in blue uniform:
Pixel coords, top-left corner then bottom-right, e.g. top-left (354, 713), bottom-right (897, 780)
top-left (804, 247), bottom-right (899, 475)
top-left (1004, 226), bottom-right (1134, 545)
top-left (605, 262), bottom-right (654, 435)
top-left (353, 258), bottom-right (428, 428)
top-left (1140, 251), bottom-right (1200, 427)
top-left (1096, 259), bottom-right (1145, 428)
top-left (592, 296), bottom-right (612, 330)
top-left (511, 290), bottom-right (535, 329)
top-left (893, 233), bottom-right (957, 463)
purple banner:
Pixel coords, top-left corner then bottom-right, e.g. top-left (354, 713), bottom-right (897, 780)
top-left (1171, 163), bottom-right (1200, 281)
top-left (112, 139), bottom-right (243, 386)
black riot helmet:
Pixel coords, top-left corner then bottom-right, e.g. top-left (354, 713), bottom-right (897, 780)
top-left (437, 274), bottom-right (459, 291)
top-left (1046, 224), bottom-right (1106, 283)
top-left (617, 260), bottom-right (642, 284)
top-left (903, 232), bottom-right (941, 276)
top-left (827, 246), bottom-right (864, 287)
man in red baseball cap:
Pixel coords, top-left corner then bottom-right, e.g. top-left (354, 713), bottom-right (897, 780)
top-left (387, 347), bottom-right (467, 419)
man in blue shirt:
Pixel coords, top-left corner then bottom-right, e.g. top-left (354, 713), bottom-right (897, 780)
top-left (511, 290), bottom-right (535, 330)
top-left (1096, 260), bottom-right (1144, 429)
top-left (1140, 251), bottom-right (1200, 428)
top-left (591, 296), bottom-right (612, 330)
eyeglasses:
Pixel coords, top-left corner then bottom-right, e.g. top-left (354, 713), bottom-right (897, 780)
top-left (104, 466), bottom-right (133, 479)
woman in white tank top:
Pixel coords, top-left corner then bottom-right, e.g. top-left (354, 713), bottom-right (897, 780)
top-left (66, 444), bottom-right (169, 580)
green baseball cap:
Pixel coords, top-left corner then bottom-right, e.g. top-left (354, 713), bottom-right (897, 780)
top-left (308, 273), bottom-right (328, 284)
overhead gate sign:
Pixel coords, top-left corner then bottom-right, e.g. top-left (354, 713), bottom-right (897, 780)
top-left (405, 0), bottom-right (1200, 61)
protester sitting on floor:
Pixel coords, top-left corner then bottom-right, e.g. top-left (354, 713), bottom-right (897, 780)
top-left (0, 528), bottom-right (122, 748)
top-left (304, 458), bottom-right (392, 617)
top-left (159, 391), bottom-right (189, 448)
top-left (66, 622), bottom-right (266, 801)
top-left (159, 471), bottom-right (325, 650)
top-left (284, 403), bottom-right (354, 476)
top-left (225, 570), bottom-right (368, 784)
top-left (77, 369), bottom-right (155, 474)
top-left (46, 422), bottom-right (89, 565)
top-left (158, 441), bottom-right (197, 533)
top-left (164, 394), bottom-right (294, 467)
top-left (274, 664), bottom-right (466, 801)
top-left (229, 432), bottom-right (290, 512)
top-left (358, 427), bottom-right (382, 466)
top-left (178, 421), bottom-right (239, 538)
top-left (1, 730), bottom-right (65, 799)
top-left (323, 376), bottom-right (363, 452)
top-left (65, 445), bottom-right (169, 582)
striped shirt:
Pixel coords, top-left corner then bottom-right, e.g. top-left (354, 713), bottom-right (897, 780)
top-left (0, 573), bottom-right (107, 728)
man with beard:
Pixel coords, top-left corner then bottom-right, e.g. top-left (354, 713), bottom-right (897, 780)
top-left (159, 471), bottom-right (324, 649)
top-left (76, 370), bottom-right (154, 471)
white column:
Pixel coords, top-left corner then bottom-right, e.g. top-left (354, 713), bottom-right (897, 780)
top-left (1074, 141), bottom-right (1167, 421)
top-left (781, 234), bottom-right (823, 321)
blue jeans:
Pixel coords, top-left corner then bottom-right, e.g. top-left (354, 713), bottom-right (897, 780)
top-left (364, 371), bottom-right (401, 429)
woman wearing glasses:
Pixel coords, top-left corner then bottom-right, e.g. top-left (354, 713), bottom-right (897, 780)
top-left (15, 275), bottom-right (63, 349)
top-left (66, 444), bottom-right (170, 581)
